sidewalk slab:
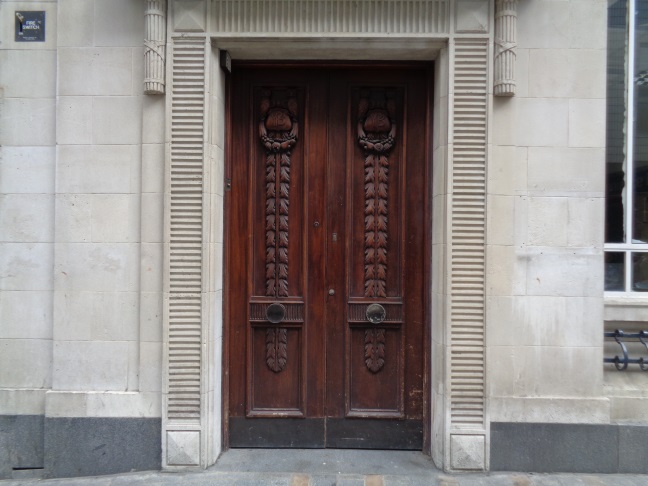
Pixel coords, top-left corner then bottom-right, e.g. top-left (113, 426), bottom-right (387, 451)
top-left (1, 450), bottom-right (648, 485)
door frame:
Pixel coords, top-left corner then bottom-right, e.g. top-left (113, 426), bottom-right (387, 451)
top-left (163, 22), bottom-right (492, 471)
top-left (221, 60), bottom-right (434, 454)
top-left (222, 61), bottom-right (434, 452)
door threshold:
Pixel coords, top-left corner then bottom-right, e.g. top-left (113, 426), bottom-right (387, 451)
top-left (210, 449), bottom-right (437, 476)
top-left (229, 417), bottom-right (423, 449)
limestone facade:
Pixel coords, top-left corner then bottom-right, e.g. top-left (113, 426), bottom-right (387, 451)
top-left (0, 0), bottom-right (641, 479)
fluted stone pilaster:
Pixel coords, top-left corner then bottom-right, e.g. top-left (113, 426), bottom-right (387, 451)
top-left (144, 0), bottom-right (167, 94)
top-left (494, 0), bottom-right (517, 97)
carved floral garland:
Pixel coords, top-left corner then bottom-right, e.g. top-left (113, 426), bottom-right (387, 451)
top-left (259, 89), bottom-right (298, 373)
top-left (358, 89), bottom-right (397, 373)
top-left (359, 90), bottom-right (396, 299)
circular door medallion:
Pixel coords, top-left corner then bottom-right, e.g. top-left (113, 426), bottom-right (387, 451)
top-left (266, 303), bottom-right (287, 324)
top-left (366, 303), bottom-right (386, 325)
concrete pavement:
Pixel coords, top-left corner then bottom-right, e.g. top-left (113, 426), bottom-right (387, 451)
top-left (2, 449), bottom-right (647, 485)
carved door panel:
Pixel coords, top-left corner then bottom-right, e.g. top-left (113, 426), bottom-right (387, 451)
top-left (227, 67), bottom-right (429, 449)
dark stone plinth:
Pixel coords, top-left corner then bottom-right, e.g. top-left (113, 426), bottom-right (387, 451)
top-left (491, 422), bottom-right (629, 473)
top-left (0, 415), bottom-right (44, 479)
top-left (44, 417), bottom-right (161, 478)
top-left (618, 424), bottom-right (648, 473)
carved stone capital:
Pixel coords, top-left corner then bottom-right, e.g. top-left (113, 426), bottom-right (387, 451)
top-left (494, 0), bottom-right (518, 97)
top-left (144, 0), bottom-right (167, 94)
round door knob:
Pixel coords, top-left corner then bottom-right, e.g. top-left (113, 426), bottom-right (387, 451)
top-left (366, 303), bottom-right (386, 324)
top-left (266, 303), bottom-right (286, 324)
top-left (328, 289), bottom-right (335, 295)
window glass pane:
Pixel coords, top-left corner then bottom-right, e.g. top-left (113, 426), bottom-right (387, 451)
top-left (632, 252), bottom-right (648, 290)
top-left (605, 252), bottom-right (626, 291)
top-left (633, 2), bottom-right (648, 243)
top-left (606, 0), bottom-right (628, 243)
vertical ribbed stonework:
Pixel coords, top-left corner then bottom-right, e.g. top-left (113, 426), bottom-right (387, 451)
top-left (450, 39), bottom-right (488, 433)
top-left (494, 0), bottom-right (517, 97)
top-left (144, 0), bottom-right (167, 94)
top-left (212, 0), bottom-right (449, 34)
top-left (164, 37), bottom-right (206, 468)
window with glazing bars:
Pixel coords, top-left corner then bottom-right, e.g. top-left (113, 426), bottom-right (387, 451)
top-left (605, 0), bottom-right (648, 292)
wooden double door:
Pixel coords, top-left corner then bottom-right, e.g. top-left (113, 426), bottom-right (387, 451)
top-left (226, 66), bottom-right (430, 449)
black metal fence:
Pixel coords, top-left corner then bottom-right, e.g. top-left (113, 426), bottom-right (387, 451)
top-left (604, 330), bottom-right (648, 370)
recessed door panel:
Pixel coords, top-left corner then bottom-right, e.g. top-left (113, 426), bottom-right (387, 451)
top-left (247, 85), bottom-right (308, 417)
top-left (348, 327), bottom-right (402, 416)
top-left (344, 86), bottom-right (406, 418)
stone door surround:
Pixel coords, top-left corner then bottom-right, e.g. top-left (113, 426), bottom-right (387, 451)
top-left (161, 0), bottom-right (494, 472)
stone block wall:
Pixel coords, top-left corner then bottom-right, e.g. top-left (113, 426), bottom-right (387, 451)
top-left (484, 0), bottom-right (648, 472)
top-left (0, 0), bottom-right (163, 478)
top-left (487, 0), bottom-right (609, 426)
top-left (0, 0), bottom-right (58, 411)
top-left (53, 0), bottom-right (149, 399)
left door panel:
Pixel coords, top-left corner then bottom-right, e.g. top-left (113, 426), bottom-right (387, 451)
top-left (227, 69), bottom-right (329, 446)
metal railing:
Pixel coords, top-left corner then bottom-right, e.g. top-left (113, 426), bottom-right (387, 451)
top-left (604, 330), bottom-right (648, 370)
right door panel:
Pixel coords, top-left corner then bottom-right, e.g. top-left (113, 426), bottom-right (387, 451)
top-left (325, 69), bottom-right (429, 447)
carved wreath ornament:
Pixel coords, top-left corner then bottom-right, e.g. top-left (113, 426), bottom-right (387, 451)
top-left (260, 89), bottom-right (298, 299)
top-left (358, 89), bottom-right (397, 373)
top-left (359, 89), bottom-right (396, 299)
top-left (259, 89), bottom-right (298, 373)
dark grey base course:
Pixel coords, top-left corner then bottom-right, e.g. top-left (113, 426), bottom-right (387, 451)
top-left (491, 422), bottom-right (648, 474)
top-left (44, 417), bottom-right (161, 478)
top-left (0, 415), bottom-right (45, 478)
top-left (0, 415), bottom-right (161, 479)
top-left (5, 417), bottom-right (648, 477)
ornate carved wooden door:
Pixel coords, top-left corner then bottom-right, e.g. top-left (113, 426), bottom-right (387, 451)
top-left (226, 66), bottom-right (430, 449)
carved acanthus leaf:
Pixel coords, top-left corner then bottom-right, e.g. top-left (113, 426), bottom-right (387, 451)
top-left (359, 89), bottom-right (396, 298)
top-left (266, 327), bottom-right (288, 373)
top-left (261, 89), bottom-right (298, 298)
top-left (364, 328), bottom-right (386, 373)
